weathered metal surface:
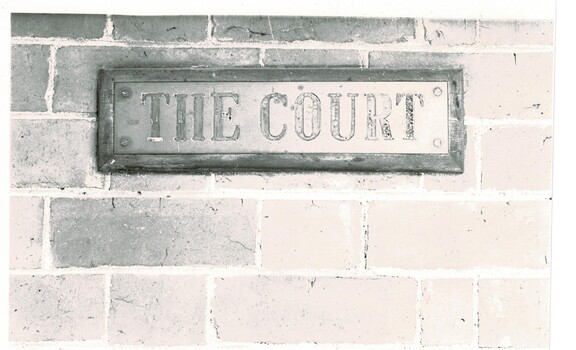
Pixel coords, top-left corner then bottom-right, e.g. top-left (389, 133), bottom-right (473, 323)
top-left (114, 81), bottom-right (448, 155)
top-left (98, 68), bottom-right (465, 173)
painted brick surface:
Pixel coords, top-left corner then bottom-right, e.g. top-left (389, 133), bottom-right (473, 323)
top-left (368, 201), bottom-right (551, 269)
top-left (10, 275), bottom-right (105, 341)
top-left (10, 197), bottom-right (43, 269)
top-left (110, 173), bottom-right (211, 192)
top-left (9, 13), bottom-right (553, 349)
top-left (464, 53), bottom-right (553, 119)
top-left (109, 275), bottom-right (206, 345)
top-left (478, 20), bottom-right (554, 45)
top-left (213, 276), bottom-right (417, 343)
top-left (11, 13), bottom-right (106, 39)
top-left (479, 279), bottom-right (549, 347)
top-left (213, 16), bottom-right (415, 43)
top-left (263, 49), bottom-right (360, 66)
top-left (51, 198), bottom-right (257, 267)
top-left (423, 19), bottom-right (476, 45)
top-left (11, 120), bottom-right (103, 188)
top-left (215, 172), bottom-right (421, 191)
top-left (261, 200), bottom-right (361, 269)
top-left (11, 45), bottom-right (50, 112)
top-left (421, 279), bottom-right (474, 345)
top-left (482, 126), bottom-right (553, 191)
top-left (112, 16), bottom-right (208, 42)
top-left (53, 46), bottom-right (259, 112)
top-left (369, 51), bottom-right (554, 119)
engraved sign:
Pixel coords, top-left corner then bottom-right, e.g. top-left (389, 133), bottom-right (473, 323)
top-left (98, 68), bottom-right (465, 172)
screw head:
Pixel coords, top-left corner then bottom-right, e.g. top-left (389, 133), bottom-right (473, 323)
top-left (119, 136), bottom-right (131, 147)
top-left (119, 87), bottom-right (132, 98)
top-left (433, 87), bottom-right (443, 97)
top-left (433, 138), bottom-right (442, 148)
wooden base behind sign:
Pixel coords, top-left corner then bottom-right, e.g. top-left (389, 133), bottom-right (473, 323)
top-left (97, 68), bottom-right (465, 173)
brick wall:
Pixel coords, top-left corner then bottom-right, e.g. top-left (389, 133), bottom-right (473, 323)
top-left (10, 14), bottom-right (553, 349)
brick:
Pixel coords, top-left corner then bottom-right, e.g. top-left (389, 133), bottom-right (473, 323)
top-left (369, 51), bottom-right (462, 70)
top-left (11, 120), bottom-right (103, 188)
top-left (10, 197), bottom-right (43, 269)
top-left (213, 276), bottom-right (416, 343)
top-left (369, 51), bottom-right (553, 119)
top-left (423, 19), bottom-right (476, 45)
top-left (53, 46), bottom-right (259, 112)
top-left (109, 275), bottom-right (206, 345)
top-left (479, 279), bottom-right (549, 347)
top-left (421, 279), bottom-right (474, 346)
top-left (423, 127), bottom-right (476, 192)
top-left (263, 49), bottom-right (359, 67)
top-left (465, 53), bottom-right (553, 119)
top-left (11, 45), bottom-right (49, 112)
top-left (478, 20), bottom-right (554, 46)
top-left (261, 200), bottom-right (361, 269)
top-left (110, 173), bottom-right (210, 192)
top-left (482, 126), bottom-right (552, 191)
top-left (9, 274), bottom-right (105, 341)
top-left (367, 201), bottom-right (551, 269)
top-left (213, 16), bottom-right (415, 44)
top-left (112, 15), bottom-right (208, 42)
top-left (215, 172), bottom-right (420, 191)
top-left (11, 13), bottom-right (106, 39)
top-left (51, 198), bottom-right (256, 267)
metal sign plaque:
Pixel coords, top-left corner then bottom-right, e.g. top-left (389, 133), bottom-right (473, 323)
top-left (98, 68), bottom-right (465, 172)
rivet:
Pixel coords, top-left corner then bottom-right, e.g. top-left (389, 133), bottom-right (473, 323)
top-left (433, 87), bottom-right (443, 97)
top-left (119, 87), bottom-right (132, 98)
top-left (119, 136), bottom-right (131, 147)
top-left (433, 138), bottom-right (442, 148)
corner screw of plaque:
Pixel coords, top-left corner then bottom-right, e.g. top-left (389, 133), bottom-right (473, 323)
top-left (433, 87), bottom-right (443, 97)
top-left (433, 138), bottom-right (442, 148)
top-left (119, 87), bottom-right (132, 98)
top-left (119, 136), bottom-right (131, 147)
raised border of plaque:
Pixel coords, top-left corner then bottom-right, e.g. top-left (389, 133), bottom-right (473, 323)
top-left (97, 68), bottom-right (465, 173)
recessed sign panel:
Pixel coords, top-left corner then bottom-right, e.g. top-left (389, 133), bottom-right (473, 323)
top-left (98, 68), bottom-right (465, 172)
